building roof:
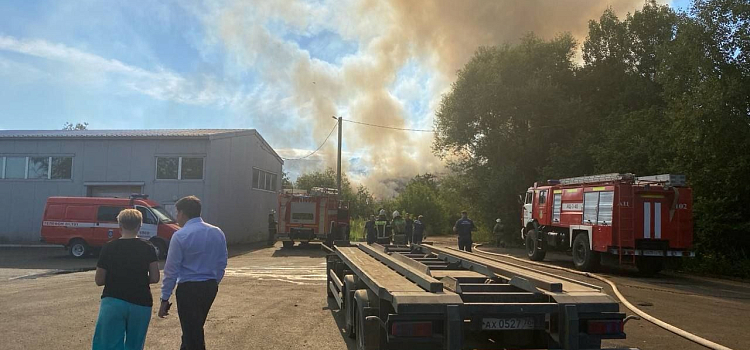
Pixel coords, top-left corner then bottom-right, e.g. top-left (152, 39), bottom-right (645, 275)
top-left (0, 128), bottom-right (284, 163)
top-left (0, 129), bottom-right (251, 139)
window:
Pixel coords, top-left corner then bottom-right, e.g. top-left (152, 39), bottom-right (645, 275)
top-left (597, 191), bottom-right (614, 225)
top-left (181, 157), bottom-right (204, 180)
top-left (152, 206), bottom-right (175, 224)
top-left (156, 157), bottom-right (204, 180)
top-left (552, 193), bottom-right (562, 222)
top-left (97, 206), bottom-right (124, 222)
top-left (4, 157), bottom-right (26, 179)
top-left (136, 206), bottom-right (158, 225)
top-left (252, 167), bottom-right (278, 191)
top-left (51, 157), bottom-right (73, 179)
top-left (525, 191), bottom-right (533, 204)
top-left (156, 157), bottom-right (179, 179)
top-left (583, 192), bottom-right (599, 224)
top-left (0, 156), bottom-right (73, 180)
top-left (538, 190), bottom-right (547, 204)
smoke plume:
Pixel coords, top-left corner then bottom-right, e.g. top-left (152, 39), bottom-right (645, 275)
top-left (201, 0), bottom-right (648, 197)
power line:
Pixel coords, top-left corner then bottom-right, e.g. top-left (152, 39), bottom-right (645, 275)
top-left (342, 118), bottom-right (434, 132)
top-left (282, 122), bottom-right (338, 161)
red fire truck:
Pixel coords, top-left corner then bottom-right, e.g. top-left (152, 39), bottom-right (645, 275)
top-left (521, 173), bottom-right (693, 275)
top-left (277, 187), bottom-right (350, 248)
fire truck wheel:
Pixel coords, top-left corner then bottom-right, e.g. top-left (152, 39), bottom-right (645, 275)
top-left (150, 239), bottom-right (167, 260)
top-left (354, 290), bottom-right (379, 350)
top-left (572, 234), bottom-right (600, 271)
top-left (68, 239), bottom-right (89, 258)
top-left (525, 230), bottom-right (546, 261)
top-left (636, 256), bottom-right (664, 276)
top-left (282, 241), bottom-right (295, 249)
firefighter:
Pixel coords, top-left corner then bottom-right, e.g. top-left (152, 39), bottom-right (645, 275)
top-left (267, 210), bottom-right (277, 246)
top-left (404, 213), bottom-right (414, 244)
top-left (391, 211), bottom-right (406, 245)
top-left (412, 215), bottom-right (425, 245)
top-left (365, 215), bottom-right (377, 244)
top-left (375, 209), bottom-right (391, 244)
top-left (454, 210), bottom-right (476, 252)
top-left (493, 218), bottom-right (505, 248)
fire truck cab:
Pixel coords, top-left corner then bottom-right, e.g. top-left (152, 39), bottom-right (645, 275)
top-left (521, 173), bottom-right (694, 275)
top-left (277, 187), bottom-right (350, 248)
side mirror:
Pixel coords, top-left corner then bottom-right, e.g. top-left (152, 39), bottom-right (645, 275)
top-left (518, 195), bottom-right (523, 204)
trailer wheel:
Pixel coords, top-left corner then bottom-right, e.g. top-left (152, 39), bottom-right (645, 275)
top-left (282, 241), bottom-right (294, 249)
top-left (354, 290), bottom-right (379, 350)
top-left (68, 239), bottom-right (89, 258)
top-left (636, 256), bottom-right (664, 276)
top-left (572, 234), bottom-right (600, 271)
top-left (344, 275), bottom-right (357, 338)
top-left (525, 229), bottom-right (546, 261)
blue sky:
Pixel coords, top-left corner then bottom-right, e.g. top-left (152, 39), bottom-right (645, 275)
top-left (0, 0), bottom-right (689, 194)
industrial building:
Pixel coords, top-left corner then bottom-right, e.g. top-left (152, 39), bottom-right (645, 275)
top-left (0, 129), bottom-right (283, 244)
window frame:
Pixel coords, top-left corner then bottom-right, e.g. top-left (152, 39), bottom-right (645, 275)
top-left (0, 155), bottom-right (74, 180)
top-left (155, 156), bottom-right (205, 181)
top-left (252, 167), bottom-right (278, 192)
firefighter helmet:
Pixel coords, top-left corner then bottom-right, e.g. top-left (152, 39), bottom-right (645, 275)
top-left (392, 211), bottom-right (400, 218)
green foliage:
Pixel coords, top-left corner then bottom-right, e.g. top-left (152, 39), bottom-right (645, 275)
top-left (62, 122), bottom-right (88, 130)
top-left (431, 0), bottom-right (750, 275)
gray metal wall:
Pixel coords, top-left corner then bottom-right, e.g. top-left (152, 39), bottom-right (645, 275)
top-left (0, 133), bottom-right (282, 243)
top-left (204, 133), bottom-right (282, 244)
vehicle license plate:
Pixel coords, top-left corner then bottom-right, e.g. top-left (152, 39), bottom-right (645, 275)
top-left (481, 317), bottom-right (535, 330)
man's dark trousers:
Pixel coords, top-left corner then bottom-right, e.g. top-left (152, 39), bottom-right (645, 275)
top-left (176, 280), bottom-right (218, 350)
top-left (458, 235), bottom-right (472, 252)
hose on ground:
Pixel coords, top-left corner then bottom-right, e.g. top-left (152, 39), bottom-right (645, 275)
top-left (473, 244), bottom-right (734, 350)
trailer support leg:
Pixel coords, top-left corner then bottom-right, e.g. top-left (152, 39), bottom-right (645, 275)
top-left (446, 305), bottom-right (462, 350)
top-left (563, 304), bottom-right (579, 350)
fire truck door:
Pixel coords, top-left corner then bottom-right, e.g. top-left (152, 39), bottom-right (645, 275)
top-left (523, 191), bottom-right (533, 226)
top-left (639, 196), bottom-right (667, 240)
top-left (535, 189), bottom-right (549, 224)
top-left (135, 206), bottom-right (158, 239)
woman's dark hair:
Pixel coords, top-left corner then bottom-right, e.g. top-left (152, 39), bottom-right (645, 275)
top-left (176, 196), bottom-right (202, 219)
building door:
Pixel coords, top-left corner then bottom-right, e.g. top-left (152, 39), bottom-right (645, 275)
top-left (88, 185), bottom-right (143, 198)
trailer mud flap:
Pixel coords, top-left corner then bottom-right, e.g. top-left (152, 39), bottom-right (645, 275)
top-left (446, 305), bottom-right (462, 350)
top-left (563, 304), bottom-right (579, 350)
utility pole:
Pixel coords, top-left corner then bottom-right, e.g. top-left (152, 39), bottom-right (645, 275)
top-left (336, 116), bottom-right (342, 195)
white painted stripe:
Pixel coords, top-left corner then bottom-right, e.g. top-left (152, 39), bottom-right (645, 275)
top-left (42, 221), bottom-right (119, 228)
top-left (643, 203), bottom-right (651, 239)
top-left (654, 203), bottom-right (662, 239)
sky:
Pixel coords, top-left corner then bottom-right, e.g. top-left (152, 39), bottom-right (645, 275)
top-left (0, 0), bottom-right (690, 197)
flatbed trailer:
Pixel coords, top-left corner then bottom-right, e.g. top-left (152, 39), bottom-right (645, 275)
top-left (326, 242), bottom-right (638, 350)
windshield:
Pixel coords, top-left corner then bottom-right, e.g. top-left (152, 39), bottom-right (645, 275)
top-left (151, 206), bottom-right (175, 224)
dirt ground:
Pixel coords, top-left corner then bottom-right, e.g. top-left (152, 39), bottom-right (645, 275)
top-left (1, 239), bottom-right (748, 349)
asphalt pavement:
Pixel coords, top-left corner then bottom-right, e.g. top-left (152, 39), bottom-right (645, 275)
top-left (1, 238), bottom-right (748, 349)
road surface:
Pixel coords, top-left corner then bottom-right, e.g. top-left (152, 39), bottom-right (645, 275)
top-left (1, 239), bottom-right (748, 349)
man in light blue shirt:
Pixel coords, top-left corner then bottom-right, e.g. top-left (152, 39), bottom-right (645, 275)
top-left (158, 196), bottom-right (227, 350)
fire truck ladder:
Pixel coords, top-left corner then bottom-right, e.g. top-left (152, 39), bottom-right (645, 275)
top-left (558, 173), bottom-right (635, 186)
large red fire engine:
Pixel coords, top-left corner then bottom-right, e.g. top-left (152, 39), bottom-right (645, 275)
top-left (277, 187), bottom-right (350, 248)
top-left (521, 173), bottom-right (693, 275)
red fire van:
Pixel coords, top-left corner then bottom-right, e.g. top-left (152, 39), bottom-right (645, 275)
top-left (41, 194), bottom-right (179, 258)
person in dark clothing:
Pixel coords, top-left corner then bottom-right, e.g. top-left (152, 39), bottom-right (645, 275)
top-left (412, 215), bottom-right (425, 245)
top-left (93, 209), bottom-right (160, 350)
top-left (268, 211), bottom-right (277, 246)
top-left (453, 211), bottom-right (476, 252)
top-left (365, 215), bottom-right (377, 244)
top-left (404, 213), bottom-right (414, 244)
top-left (493, 218), bottom-right (505, 247)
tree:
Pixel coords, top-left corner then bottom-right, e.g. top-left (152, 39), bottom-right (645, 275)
top-left (62, 122), bottom-right (88, 130)
top-left (281, 171), bottom-right (293, 189)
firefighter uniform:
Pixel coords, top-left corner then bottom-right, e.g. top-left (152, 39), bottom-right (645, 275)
top-left (454, 216), bottom-right (476, 252)
top-left (365, 217), bottom-right (377, 244)
top-left (268, 213), bottom-right (277, 246)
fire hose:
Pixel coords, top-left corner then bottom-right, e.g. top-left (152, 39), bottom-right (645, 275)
top-left (473, 245), bottom-right (734, 350)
